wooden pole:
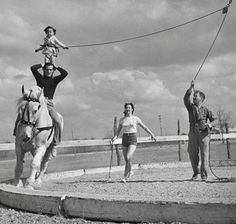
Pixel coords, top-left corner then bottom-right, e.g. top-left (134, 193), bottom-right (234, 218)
top-left (225, 123), bottom-right (231, 159)
top-left (114, 117), bottom-right (121, 165)
top-left (158, 115), bottom-right (163, 148)
top-left (71, 129), bottom-right (77, 156)
top-left (158, 115), bottom-right (163, 136)
top-left (177, 120), bottom-right (181, 161)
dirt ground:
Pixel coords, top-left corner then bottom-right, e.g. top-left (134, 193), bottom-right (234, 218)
top-left (1, 164), bottom-right (235, 223)
top-left (0, 167), bottom-right (236, 224)
top-left (38, 165), bottom-right (236, 204)
top-left (0, 158), bottom-right (236, 224)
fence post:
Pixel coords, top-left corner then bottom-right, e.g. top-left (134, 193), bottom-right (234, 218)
top-left (114, 117), bottom-right (121, 165)
top-left (225, 123), bottom-right (231, 159)
top-left (177, 120), bottom-right (182, 161)
top-left (71, 129), bottom-right (77, 156)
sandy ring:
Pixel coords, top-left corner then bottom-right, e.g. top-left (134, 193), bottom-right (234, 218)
top-left (0, 162), bottom-right (236, 224)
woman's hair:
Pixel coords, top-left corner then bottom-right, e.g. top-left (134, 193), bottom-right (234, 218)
top-left (123, 102), bottom-right (134, 115)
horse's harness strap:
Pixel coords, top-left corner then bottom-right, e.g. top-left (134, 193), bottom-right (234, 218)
top-left (19, 89), bottom-right (54, 144)
top-left (47, 126), bottom-right (54, 141)
top-left (21, 94), bottom-right (39, 127)
top-left (21, 119), bottom-right (36, 127)
top-left (34, 125), bottom-right (54, 141)
top-left (23, 96), bottom-right (40, 103)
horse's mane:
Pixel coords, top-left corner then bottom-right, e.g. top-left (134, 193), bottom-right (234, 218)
top-left (16, 86), bottom-right (45, 114)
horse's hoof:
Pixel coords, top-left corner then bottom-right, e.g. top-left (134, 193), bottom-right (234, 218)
top-left (24, 184), bottom-right (34, 190)
top-left (35, 178), bottom-right (42, 186)
top-left (12, 179), bottom-right (23, 188)
top-left (25, 178), bottom-right (35, 190)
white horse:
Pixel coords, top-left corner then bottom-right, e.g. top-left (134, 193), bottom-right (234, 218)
top-left (13, 85), bottom-right (62, 189)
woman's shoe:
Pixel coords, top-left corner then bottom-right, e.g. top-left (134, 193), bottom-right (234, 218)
top-left (121, 177), bottom-right (127, 183)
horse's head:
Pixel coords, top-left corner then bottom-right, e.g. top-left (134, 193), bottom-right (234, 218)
top-left (17, 85), bottom-right (45, 142)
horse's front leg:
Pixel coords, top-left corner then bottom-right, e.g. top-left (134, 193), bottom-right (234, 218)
top-left (25, 145), bottom-right (46, 188)
top-left (35, 145), bottom-right (52, 185)
top-left (13, 143), bottom-right (25, 187)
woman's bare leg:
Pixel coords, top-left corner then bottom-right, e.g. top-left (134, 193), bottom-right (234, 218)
top-left (122, 145), bottom-right (136, 178)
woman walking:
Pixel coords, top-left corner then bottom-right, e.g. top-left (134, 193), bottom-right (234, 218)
top-left (112, 103), bottom-right (157, 182)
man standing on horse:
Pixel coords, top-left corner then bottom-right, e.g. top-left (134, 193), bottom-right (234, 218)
top-left (13, 62), bottom-right (68, 157)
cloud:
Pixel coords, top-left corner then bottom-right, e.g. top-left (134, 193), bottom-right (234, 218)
top-left (53, 76), bottom-right (93, 111)
top-left (58, 78), bottom-right (75, 93)
top-left (198, 53), bottom-right (236, 78)
top-left (0, 57), bottom-right (31, 77)
top-left (91, 69), bottom-right (176, 103)
top-left (55, 94), bottom-right (91, 110)
top-left (13, 74), bottom-right (28, 80)
top-left (4, 66), bottom-right (31, 79)
top-left (0, 10), bottom-right (35, 50)
top-left (0, 58), bottom-right (35, 103)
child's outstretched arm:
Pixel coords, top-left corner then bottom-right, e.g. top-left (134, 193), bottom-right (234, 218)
top-left (54, 37), bottom-right (69, 49)
top-left (35, 45), bottom-right (44, 52)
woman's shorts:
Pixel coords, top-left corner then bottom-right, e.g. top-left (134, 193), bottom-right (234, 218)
top-left (122, 133), bottom-right (137, 147)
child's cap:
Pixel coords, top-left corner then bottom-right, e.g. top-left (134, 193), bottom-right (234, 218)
top-left (44, 26), bottom-right (56, 35)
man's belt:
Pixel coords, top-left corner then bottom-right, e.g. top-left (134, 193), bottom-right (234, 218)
top-left (194, 123), bottom-right (209, 132)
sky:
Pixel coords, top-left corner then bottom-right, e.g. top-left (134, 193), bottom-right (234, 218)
top-left (0, 0), bottom-right (235, 142)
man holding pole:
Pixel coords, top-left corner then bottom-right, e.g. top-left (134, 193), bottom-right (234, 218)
top-left (184, 80), bottom-right (215, 181)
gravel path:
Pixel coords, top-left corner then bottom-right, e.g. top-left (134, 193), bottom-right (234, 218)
top-left (38, 166), bottom-right (236, 204)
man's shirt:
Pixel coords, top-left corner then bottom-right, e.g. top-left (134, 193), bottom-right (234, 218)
top-left (31, 64), bottom-right (68, 100)
top-left (184, 89), bottom-right (215, 131)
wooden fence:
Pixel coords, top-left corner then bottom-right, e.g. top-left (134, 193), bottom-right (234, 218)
top-left (0, 133), bottom-right (235, 150)
top-left (0, 133), bottom-right (235, 164)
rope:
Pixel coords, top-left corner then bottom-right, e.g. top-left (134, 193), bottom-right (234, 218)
top-left (64, 6), bottom-right (227, 48)
top-left (193, 7), bottom-right (229, 81)
top-left (208, 136), bottom-right (236, 182)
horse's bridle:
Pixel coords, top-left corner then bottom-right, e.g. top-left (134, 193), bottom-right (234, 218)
top-left (20, 91), bottom-right (54, 142)
top-left (20, 95), bottom-right (40, 128)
